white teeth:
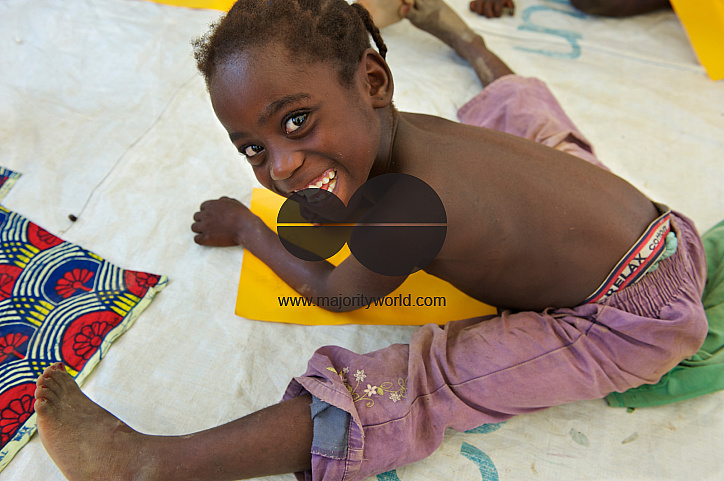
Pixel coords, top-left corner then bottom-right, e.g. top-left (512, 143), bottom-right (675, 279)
top-left (303, 169), bottom-right (337, 191)
top-left (290, 169), bottom-right (337, 196)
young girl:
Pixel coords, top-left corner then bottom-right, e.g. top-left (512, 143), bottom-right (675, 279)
top-left (34, 1), bottom-right (707, 480)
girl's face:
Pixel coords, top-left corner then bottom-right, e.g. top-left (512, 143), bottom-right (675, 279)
top-left (209, 42), bottom-right (384, 206)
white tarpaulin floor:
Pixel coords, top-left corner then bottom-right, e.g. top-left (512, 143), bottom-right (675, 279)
top-left (0, 0), bottom-right (722, 479)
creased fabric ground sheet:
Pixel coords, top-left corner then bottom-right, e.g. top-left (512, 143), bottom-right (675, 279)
top-left (1, 0), bottom-right (722, 480)
top-left (0, 170), bottom-right (168, 470)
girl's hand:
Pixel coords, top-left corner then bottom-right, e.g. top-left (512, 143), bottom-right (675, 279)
top-left (469, 0), bottom-right (515, 18)
top-left (191, 196), bottom-right (259, 247)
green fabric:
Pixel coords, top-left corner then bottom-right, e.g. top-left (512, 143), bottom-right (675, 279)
top-left (606, 219), bottom-right (724, 408)
top-left (645, 231), bottom-right (678, 274)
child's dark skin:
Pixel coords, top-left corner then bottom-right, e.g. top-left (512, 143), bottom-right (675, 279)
top-left (192, 0), bottom-right (656, 312)
top-left (35, 1), bottom-right (657, 480)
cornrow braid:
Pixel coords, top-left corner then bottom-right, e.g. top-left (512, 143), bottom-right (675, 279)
top-left (193, 0), bottom-right (388, 89)
top-left (350, 2), bottom-right (387, 60)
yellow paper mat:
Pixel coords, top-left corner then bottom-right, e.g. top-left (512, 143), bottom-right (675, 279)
top-left (671, 0), bottom-right (724, 81)
top-left (140, 0), bottom-right (234, 11)
top-left (236, 188), bottom-right (496, 325)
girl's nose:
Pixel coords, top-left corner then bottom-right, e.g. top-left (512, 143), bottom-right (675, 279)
top-left (269, 150), bottom-right (304, 181)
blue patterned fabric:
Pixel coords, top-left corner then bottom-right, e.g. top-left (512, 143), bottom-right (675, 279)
top-left (0, 168), bottom-right (167, 470)
top-left (0, 168), bottom-right (21, 202)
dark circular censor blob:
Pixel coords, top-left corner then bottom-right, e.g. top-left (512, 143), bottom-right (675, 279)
top-left (277, 173), bottom-right (446, 276)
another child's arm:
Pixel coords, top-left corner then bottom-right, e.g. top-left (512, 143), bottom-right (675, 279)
top-left (192, 196), bottom-right (407, 311)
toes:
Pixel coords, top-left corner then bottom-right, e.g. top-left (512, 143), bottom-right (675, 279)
top-left (37, 365), bottom-right (59, 389)
top-left (35, 382), bottom-right (59, 403)
top-left (34, 389), bottom-right (58, 416)
top-left (35, 372), bottom-right (62, 411)
top-left (35, 364), bottom-right (86, 419)
top-left (37, 363), bottom-right (75, 395)
top-left (493, 2), bottom-right (503, 17)
top-left (49, 365), bottom-right (78, 391)
top-left (41, 362), bottom-right (65, 376)
top-left (36, 370), bottom-right (62, 401)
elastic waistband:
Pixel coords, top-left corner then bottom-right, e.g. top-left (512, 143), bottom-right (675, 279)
top-left (582, 203), bottom-right (672, 305)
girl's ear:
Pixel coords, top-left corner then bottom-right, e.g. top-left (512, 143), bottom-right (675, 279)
top-left (361, 48), bottom-right (394, 108)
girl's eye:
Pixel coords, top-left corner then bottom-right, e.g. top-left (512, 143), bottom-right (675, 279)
top-left (242, 144), bottom-right (264, 159)
top-left (285, 112), bottom-right (308, 134)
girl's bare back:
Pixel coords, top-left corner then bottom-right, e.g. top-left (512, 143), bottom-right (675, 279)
top-left (393, 112), bottom-right (659, 310)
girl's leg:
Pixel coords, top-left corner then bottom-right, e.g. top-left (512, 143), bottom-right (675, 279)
top-left (284, 255), bottom-right (707, 481)
top-left (457, 76), bottom-right (608, 169)
top-left (36, 216), bottom-right (707, 481)
top-left (277, 216), bottom-right (706, 481)
top-left (34, 363), bottom-right (314, 481)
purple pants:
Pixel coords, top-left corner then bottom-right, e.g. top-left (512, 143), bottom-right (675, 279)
top-left (282, 76), bottom-right (709, 481)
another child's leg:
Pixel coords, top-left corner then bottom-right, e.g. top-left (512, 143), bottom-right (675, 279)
top-left (406, 0), bottom-right (513, 87)
top-left (34, 363), bottom-right (313, 481)
top-left (571, 0), bottom-right (670, 17)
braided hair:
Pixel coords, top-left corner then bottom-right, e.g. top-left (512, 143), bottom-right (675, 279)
top-left (193, 0), bottom-right (388, 88)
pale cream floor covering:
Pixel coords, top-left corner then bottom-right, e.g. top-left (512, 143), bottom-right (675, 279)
top-left (0, 0), bottom-right (722, 479)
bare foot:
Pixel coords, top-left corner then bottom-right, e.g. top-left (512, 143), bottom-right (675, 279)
top-left (469, 0), bottom-right (515, 18)
top-left (35, 363), bottom-right (315, 481)
top-left (357, 0), bottom-right (414, 28)
top-left (34, 363), bottom-right (156, 481)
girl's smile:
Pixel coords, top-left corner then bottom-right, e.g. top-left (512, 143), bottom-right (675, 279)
top-left (208, 41), bottom-right (388, 206)
top-left (294, 167), bottom-right (337, 194)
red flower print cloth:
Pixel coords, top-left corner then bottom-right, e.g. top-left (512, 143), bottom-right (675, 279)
top-left (0, 168), bottom-right (167, 470)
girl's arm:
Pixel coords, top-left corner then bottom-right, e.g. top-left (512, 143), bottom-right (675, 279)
top-left (192, 196), bottom-right (407, 311)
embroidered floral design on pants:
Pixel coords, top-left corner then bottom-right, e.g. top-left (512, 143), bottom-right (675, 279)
top-left (327, 367), bottom-right (407, 408)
